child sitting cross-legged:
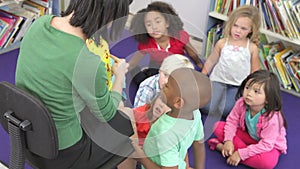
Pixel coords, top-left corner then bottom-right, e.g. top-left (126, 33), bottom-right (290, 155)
top-left (208, 70), bottom-right (287, 169)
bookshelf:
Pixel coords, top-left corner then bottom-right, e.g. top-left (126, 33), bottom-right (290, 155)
top-left (0, 0), bottom-right (22, 7)
top-left (0, 0), bottom-right (67, 55)
top-left (209, 11), bottom-right (300, 46)
top-left (205, 0), bottom-right (300, 98)
top-left (0, 41), bottom-right (19, 54)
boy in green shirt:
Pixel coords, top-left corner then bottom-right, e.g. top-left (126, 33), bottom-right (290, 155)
top-left (132, 68), bottom-right (211, 169)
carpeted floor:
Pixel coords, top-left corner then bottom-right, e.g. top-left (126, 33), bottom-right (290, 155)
top-left (1, 30), bottom-right (300, 169)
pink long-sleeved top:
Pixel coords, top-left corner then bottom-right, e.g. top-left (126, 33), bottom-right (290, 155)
top-left (224, 98), bottom-right (287, 160)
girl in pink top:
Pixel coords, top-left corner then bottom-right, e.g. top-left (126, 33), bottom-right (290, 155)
top-left (208, 70), bottom-right (287, 169)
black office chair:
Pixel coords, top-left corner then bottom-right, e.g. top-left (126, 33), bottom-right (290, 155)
top-left (0, 81), bottom-right (134, 169)
top-left (0, 81), bottom-right (59, 169)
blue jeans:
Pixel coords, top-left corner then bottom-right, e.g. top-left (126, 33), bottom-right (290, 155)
top-left (201, 81), bottom-right (238, 117)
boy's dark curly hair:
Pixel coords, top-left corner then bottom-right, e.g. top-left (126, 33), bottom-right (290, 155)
top-left (130, 1), bottom-right (184, 44)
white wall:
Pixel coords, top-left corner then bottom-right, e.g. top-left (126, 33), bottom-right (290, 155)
top-left (129, 0), bottom-right (210, 40)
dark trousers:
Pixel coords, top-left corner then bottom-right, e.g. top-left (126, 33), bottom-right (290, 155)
top-left (26, 108), bottom-right (134, 169)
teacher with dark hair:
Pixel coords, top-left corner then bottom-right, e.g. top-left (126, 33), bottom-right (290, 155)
top-left (15, 0), bottom-right (134, 168)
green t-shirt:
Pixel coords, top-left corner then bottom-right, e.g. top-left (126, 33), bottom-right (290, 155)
top-left (16, 15), bottom-right (121, 149)
top-left (143, 109), bottom-right (204, 169)
top-left (245, 106), bottom-right (266, 141)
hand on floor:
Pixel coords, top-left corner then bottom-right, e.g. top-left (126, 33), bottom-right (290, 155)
top-left (226, 151), bottom-right (241, 166)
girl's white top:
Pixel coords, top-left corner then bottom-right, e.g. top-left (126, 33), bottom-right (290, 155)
top-left (210, 38), bottom-right (251, 86)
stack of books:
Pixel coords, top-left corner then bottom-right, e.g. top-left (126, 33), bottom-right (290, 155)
top-left (259, 40), bottom-right (300, 92)
top-left (0, 0), bottom-right (52, 48)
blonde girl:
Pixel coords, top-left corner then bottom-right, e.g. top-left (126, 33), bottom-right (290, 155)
top-left (201, 5), bottom-right (261, 117)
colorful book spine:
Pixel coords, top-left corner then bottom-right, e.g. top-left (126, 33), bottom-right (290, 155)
top-left (286, 52), bottom-right (300, 92)
top-left (274, 47), bottom-right (293, 89)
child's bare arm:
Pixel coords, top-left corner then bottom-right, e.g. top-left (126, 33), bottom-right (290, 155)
top-left (184, 42), bottom-right (203, 69)
top-left (226, 151), bottom-right (241, 166)
top-left (184, 153), bottom-right (193, 169)
top-left (128, 51), bottom-right (145, 72)
top-left (222, 140), bottom-right (234, 157)
top-left (201, 39), bottom-right (223, 75)
top-left (192, 140), bottom-right (205, 169)
top-left (131, 140), bottom-right (178, 169)
top-left (250, 43), bottom-right (260, 73)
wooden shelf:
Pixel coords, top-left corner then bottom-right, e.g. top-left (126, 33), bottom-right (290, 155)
top-left (259, 29), bottom-right (300, 46)
top-left (0, 42), bottom-right (20, 55)
top-left (280, 87), bottom-right (300, 98)
top-left (208, 11), bottom-right (228, 21)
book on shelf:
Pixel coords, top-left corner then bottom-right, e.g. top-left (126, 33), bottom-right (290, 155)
top-left (2, 15), bottom-right (24, 48)
top-left (240, 0), bottom-right (246, 6)
top-left (28, 0), bottom-right (52, 15)
top-left (29, 0), bottom-right (50, 8)
top-left (0, 0), bottom-right (21, 5)
top-left (0, 9), bottom-right (19, 48)
top-left (259, 40), bottom-right (299, 92)
top-left (223, 0), bottom-right (233, 16)
top-left (205, 27), bottom-right (214, 58)
top-left (2, 3), bottom-right (38, 43)
top-left (289, 5), bottom-right (300, 35)
top-left (264, 0), bottom-right (279, 33)
top-left (259, 48), bottom-right (269, 69)
top-left (253, 0), bottom-right (259, 7)
top-left (245, 0), bottom-right (251, 5)
top-left (273, 47), bottom-right (294, 89)
top-left (262, 41), bottom-right (285, 86)
top-left (282, 0), bottom-right (300, 38)
top-left (233, 0), bottom-right (238, 11)
top-left (292, 0), bottom-right (300, 5)
top-left (288, 52), bottom-right (300, 80)
top-left (0, 18), bottom-right (9, 38)
top-left (215, 0), bottom-right (223, 13)
top-left (0, 0), bottom-right (56, 50)
top-left (220, 0), bottom-right (227, 14)
top-left (258, 34), bottom-right (270, 69)
top-left (205, 24), bottom-right (223, 58)
top-left (22, 0), bottom-right (47, 16)
top-left (259, 0), bottom-right (272, 30)
top-left (273, 0), bottom-right (291, 36)
top-left (273, 0), bottom-right (294, 38)
top-left (266, 0), bottom-right (285, 35)
top-left (284, 51), bottom-right (300, 92)
top-left (0, 1), bottom-right (48, 48)
top-left (266, 54), bottom-right (284, 85)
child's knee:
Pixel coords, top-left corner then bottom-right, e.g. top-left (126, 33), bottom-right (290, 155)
top-left (213, 121), bottom-right (225, 136)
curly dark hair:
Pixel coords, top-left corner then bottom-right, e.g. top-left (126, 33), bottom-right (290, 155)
top-left (129, 1), bottom-right (184, 44)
